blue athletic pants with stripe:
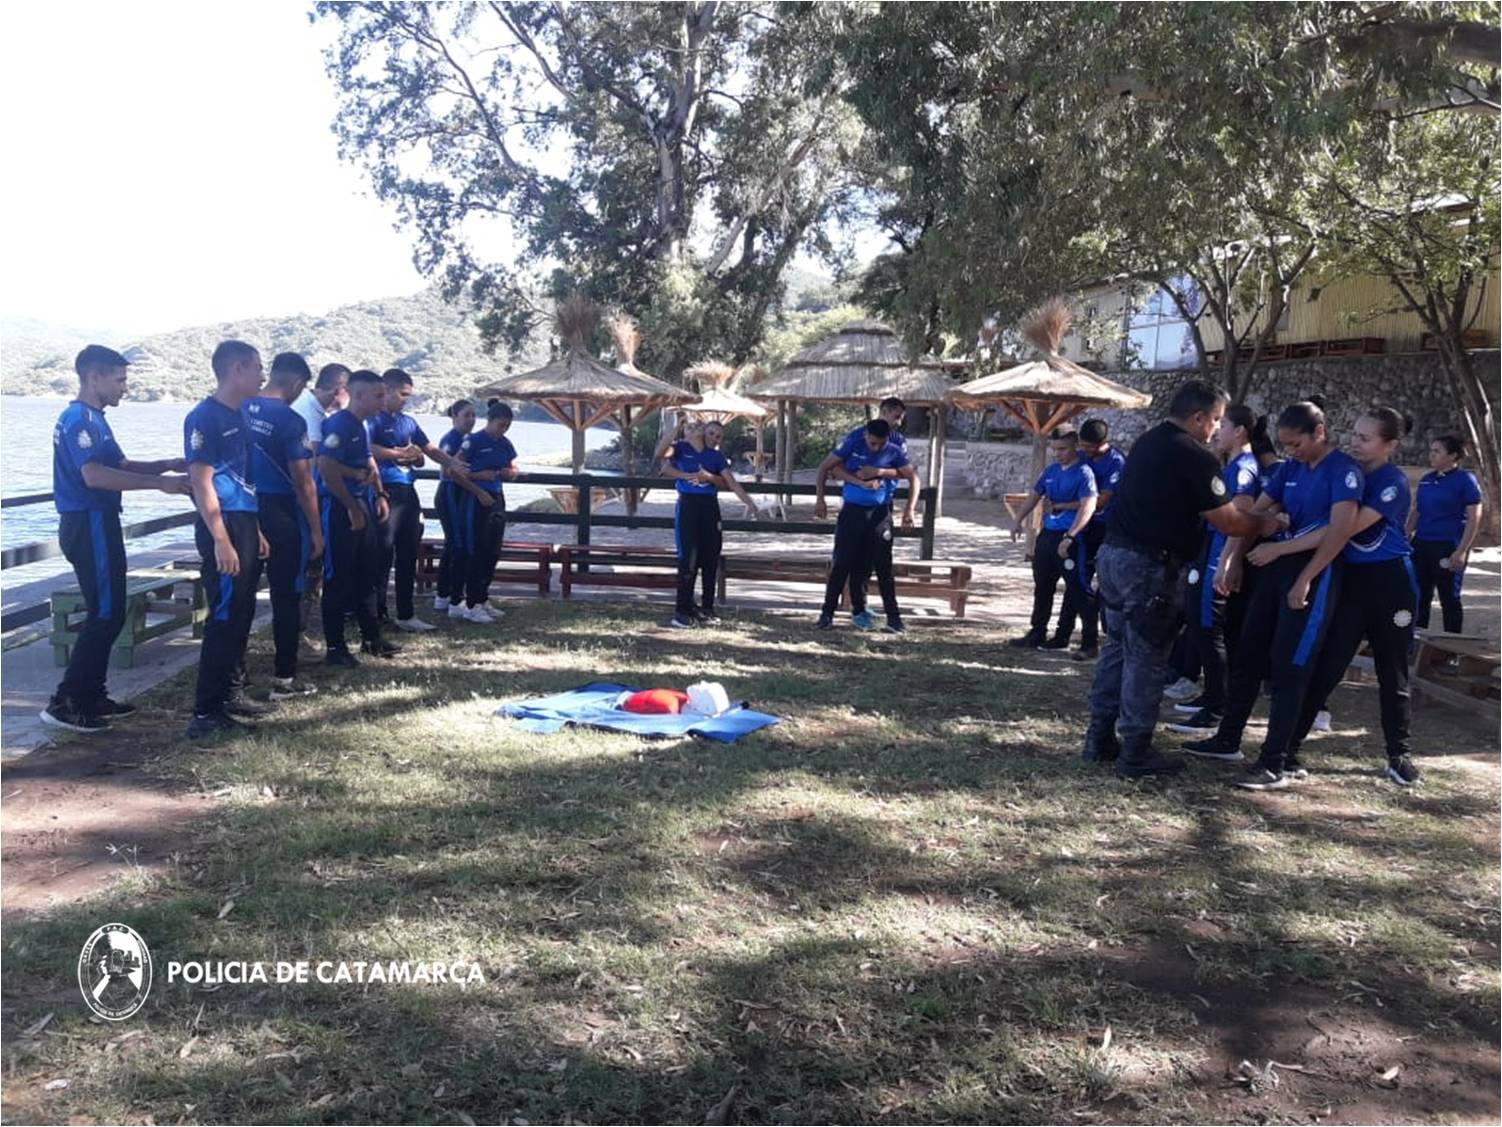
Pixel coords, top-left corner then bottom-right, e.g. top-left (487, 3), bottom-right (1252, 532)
top-left (1218, 551), bottom-right (1343, 772)
top-left (822, 501), bottom-right (898, 620)
top-left (675, 493), bottom-right (723, 616)
top-left (54, 509), bottom-right (128, 710)
top-left (322, 496), bottom-right (383, 652)
top-left (377, 482), bottom-right (423, 621)
top-left (1412, 537), bottom-right (1466, 633)
top-left (461, 492), bottom-right (506, 608)
top-left (1288, 557), bottom-right (1416, 761)
top-left (194, 512), bottom-right (263, 717)
top-left (259, 494), bottom-right (309, 679)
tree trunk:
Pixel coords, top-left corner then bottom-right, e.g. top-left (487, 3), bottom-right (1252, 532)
top-left (1438, 340), bottom-right (1501, 537)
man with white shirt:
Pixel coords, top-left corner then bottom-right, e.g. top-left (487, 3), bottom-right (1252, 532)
top-left (292, 364), bottom-right (349, 640)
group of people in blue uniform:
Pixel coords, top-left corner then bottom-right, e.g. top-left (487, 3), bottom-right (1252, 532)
top-left (42, 344), bottom-right (1488, 785)
top-left (42, 342), bottom-right (521, 740)
top-left (1045, 383), bottom-right (1485, 790)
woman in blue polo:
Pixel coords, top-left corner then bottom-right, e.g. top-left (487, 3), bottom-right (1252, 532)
top-left (1407, 434), bottom-right (1484, 634)
top-left (1184, 400), bottom-right (1362, 790)
top-left (1280, 407), bottom-right (1421, 786)
top-left (1006, 428), bottom-right (1097, 651)
top-left (433, 399), bottom-right (475, 615)
top-left (451, 400), bottom-right (518, 623)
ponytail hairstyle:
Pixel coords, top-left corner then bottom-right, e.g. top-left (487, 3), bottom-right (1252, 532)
top-left (1434, 433), bottom-right (1467, 460)
top-left (1276, 399), bottom-right (1326, 436)
top-left (1249, 414), bottom-right (1276, 461)
top-left (447, 398), bottom-right (473, 419)
top-left (1224, 403), bottom-right (1256, 435)
top-left (1364, 405), bottom-right (1413, 444)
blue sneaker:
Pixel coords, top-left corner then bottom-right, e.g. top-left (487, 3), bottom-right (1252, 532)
top-left (852, 609), bottom-right (876, 631)
top-left (882, 618), bottom-right (907, 635)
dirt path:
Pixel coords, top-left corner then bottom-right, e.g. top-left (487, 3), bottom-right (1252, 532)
top-left (0, 729), bottom-right (214, 922)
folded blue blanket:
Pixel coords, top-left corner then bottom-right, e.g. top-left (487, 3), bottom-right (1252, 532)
top-left (497, 682), bottom-right (780, 743)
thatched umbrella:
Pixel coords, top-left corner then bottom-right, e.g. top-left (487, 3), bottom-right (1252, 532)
top-left (947, 298), bottom-right (1152, 543)
top-left (677, 361), bottom-right (772, 479)
top-left (474, 297), bottom-right (692, 480)
top-left (747, 320), bottom-right (968, 511)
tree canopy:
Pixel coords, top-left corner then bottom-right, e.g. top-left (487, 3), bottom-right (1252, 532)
top-left (314, 1), bottom-right (865, 378)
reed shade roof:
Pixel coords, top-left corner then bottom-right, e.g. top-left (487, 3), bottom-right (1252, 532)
top-left (473, 352), bottom-right (693, 428)
top-left (947, 297), bottom-right (1151, 435)
top-left (746, 320), bottom-right (962, 406)
top-left (679, 385), bottom-right (768, 421)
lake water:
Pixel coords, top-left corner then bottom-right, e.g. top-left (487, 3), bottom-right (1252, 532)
top-left (0, 395), bottom-right (613, 555)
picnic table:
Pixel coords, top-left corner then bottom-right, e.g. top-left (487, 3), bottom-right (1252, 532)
top-left (50, 570), bottom-right (206, 669)
top-left (415, 539), bottom-right (554, 596)
top-left (1411, 631), bottom-right (1500, 722)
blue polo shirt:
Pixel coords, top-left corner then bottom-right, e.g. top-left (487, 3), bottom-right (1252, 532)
top-left (1262, 449), bottom-right (1363, 540)
top-left (318, 409), bottom-right (375, 503)
top-left (53, 402), bottom-right (126, 513)
top-left (436, 427), bottom-right (466, 505)
top-left (835, 432), bottom-right (909, 507)
top-left (370, 410), bottom-right (432, 487)
top-left (1086, 446), bottom-right (1126, 522)
top-left (243, 395), bottom-right (312, 497)
top-left (1033, 459), bottom-right (1097, 532)
top-left (838, 424), bottom-right (906, 455)
top-left (1344, 462), bottom-right (1412, 564)
top-left (184, 396), bottom-right (257, 514)
top-left (670, 442), bottom-right (730, 496)
top-left (1414, 468), bottom-right (1482, 543)
top-left (459, 429), bottom-right (517, 497)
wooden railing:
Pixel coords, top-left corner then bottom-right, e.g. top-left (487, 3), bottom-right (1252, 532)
top-left (0, 472), bottom-right (938, 632)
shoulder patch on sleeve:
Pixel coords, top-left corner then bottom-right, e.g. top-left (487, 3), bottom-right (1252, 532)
top-left (1379, 485), bottom-right (1398, 503)
top-left (1344, 470), bottom-right (1359, 490)
top-left (1210, 475), bottom-right (1226, 497)
top-left (189, 428), bottom-right (203, 452)
top-left (324, 432), bottom-right (340, 449)
top-left (77, 429), bottom-right (94, 450)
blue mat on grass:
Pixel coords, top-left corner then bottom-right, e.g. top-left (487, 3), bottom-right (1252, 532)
top-left (497, 682), bottom-right (780, 743)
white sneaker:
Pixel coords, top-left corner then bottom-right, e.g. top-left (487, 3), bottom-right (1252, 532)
top-left (447, 602), bottom-right (468, 620)
top-left (1311, 710), bottom-right (1332, 734)
top-left (462, 606), bottom-right (494, 624)
top-left (1163, 677), bottom-right (1198, 701)
top-left (432, 596), bottom-right (448, 612)
top-left (395, 616), bottom-right (435, 633)
top-left (484, 601), bottom-right (506, 618)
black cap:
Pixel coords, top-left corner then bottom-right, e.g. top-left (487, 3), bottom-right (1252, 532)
top-left (75, 344), bottom-right (130, 377)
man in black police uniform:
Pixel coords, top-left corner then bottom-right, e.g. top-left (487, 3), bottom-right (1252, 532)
top-left (1083, 381), bottom-right (1278, 777)
top-left (41, 346), bottom-right (191, 733)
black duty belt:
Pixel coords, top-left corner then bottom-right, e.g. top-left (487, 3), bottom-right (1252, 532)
top-left (1104, 532), bottom-right (1177, 567)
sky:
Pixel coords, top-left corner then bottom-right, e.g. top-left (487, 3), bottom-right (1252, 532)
top-left (0, 2), bottom-right (430, 336)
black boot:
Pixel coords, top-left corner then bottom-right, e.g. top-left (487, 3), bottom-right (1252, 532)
top-left (1115, 736), bottom-right (1184, 779)
top-left (1081, 718), bottom-right (1120, 763)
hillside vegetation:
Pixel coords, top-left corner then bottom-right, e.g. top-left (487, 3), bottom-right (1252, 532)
top-left (1, 288), bottom-right (551, 407)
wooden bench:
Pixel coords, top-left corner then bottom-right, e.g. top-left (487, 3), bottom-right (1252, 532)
top-left (50, 570), bottom-right (207, 669)
top-left (557, 544), bottom-right (722, 600)
top-left (415, 539), bottom-right (554, 596)
top-left (721, 553), bottom-right (973, 617)
top-left (1411, 632), bottom-right (1500, 721)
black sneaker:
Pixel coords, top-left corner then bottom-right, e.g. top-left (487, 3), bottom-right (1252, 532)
top-left (815, 614), bottom-right (834, 631)
top-left (1385, 756), bottom-right (1420, 787)
top-left (1073, 644), bottom-right (1098, 661)
top-left (97, 697), bottom-right (137, 718)
top-left (1009, 631), bottom-right (1045, 649)
top-left (185, 712), bottom-right (247, 741)
top-left (325, 648), bottom-right (361, 668)
top-left (226, 693), bottom-right (276, 718)
top-left (1234, 766), bottom-right (1288, 790)
top-left (360, 639), bottom-right (404, 658)
top-left (1115, 752), bottom-right (1186, 778)
top-left (39, 700), bottom-right (109, 733)
top-left (1182, 736), bottom-right (1244, 762)
top-left (669, 615), bottom-right (697, 630)
top-left (1166, 708), bottom-right (1223, 736)
top-left (694, 609), bottom-right (723, 627)
top-left (1040, 634), bottom-right (1071, 650)
top-left (882, 618), bottom-right (907, 635)
top-left (1283, 757), bottom-right (1310, 780)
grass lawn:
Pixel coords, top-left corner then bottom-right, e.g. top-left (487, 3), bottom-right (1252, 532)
top-left (2, 601), bottom-right (1498, 1124)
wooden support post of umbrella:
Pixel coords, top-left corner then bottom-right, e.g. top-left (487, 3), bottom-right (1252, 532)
top-left (946, 297), bottom-right (1153, 554)
top-left (473, 295), bottom-right (692, 527)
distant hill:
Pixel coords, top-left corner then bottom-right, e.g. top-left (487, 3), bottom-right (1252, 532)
top-left (0, 288), bottom-right (552, 409)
